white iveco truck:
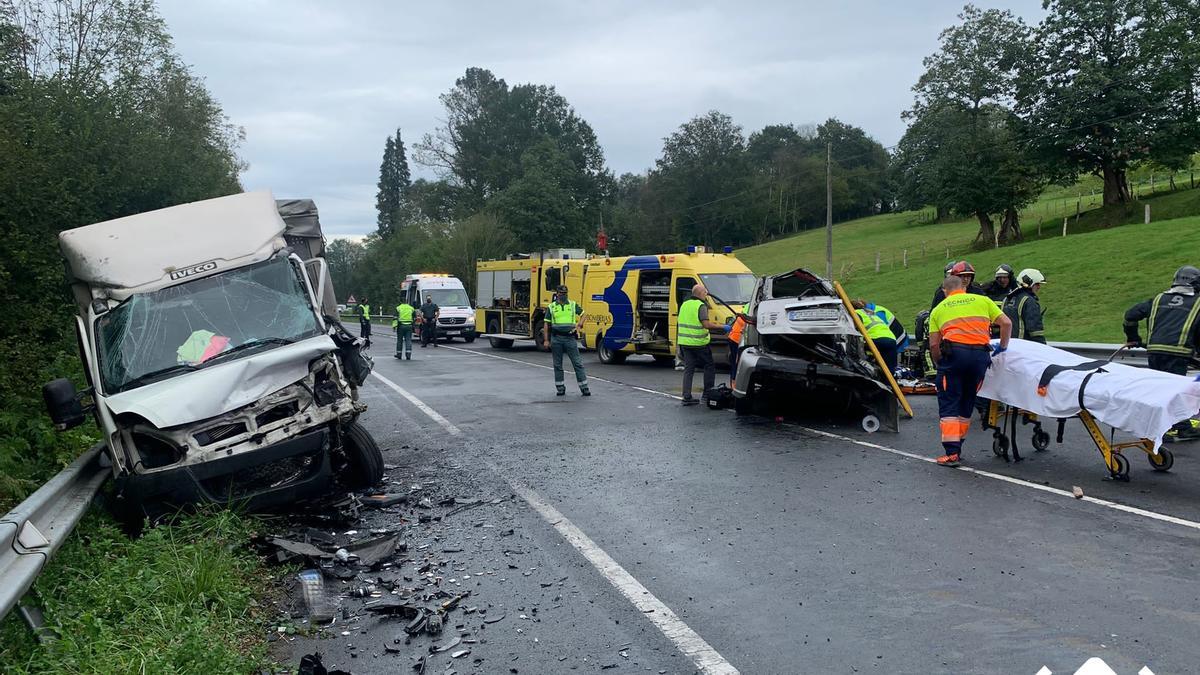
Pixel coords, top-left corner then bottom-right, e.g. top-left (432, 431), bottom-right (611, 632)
top-left (42, 192), bottom-right (382, 515)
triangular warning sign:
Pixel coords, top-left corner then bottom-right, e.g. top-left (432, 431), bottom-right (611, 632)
top-left (347, 294), bottom-right (357, 304)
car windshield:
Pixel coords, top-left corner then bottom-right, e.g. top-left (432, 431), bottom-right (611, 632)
top-left (96, 256), bottom-right (321, 394)
top-left (426, 288), bottom-right (470, 306)
top-left (700, 273), bottom-right (756, 305)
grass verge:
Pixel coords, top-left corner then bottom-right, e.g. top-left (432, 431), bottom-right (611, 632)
top-left (0, 508), bottom-right (273, 674)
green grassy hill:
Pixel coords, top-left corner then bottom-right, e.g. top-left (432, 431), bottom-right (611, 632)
top-left (737, 188), bottom-right (1200, 343)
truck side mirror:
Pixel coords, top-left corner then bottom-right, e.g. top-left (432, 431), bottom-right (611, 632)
top-left (43, 378), bottom-right (85, 430)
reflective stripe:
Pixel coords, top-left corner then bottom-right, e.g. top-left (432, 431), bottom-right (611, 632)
top-left (1178, 298), bottom-right (1200, 349)
top-left (930, 291), bottom-right (997, 346)
top-left (938, 316), bottom-right (992, 345)
top-left (549, 301), bottom-right (578, 327)
top-left (939, 417), bottom-right (971, 443)
top-left (1148, 294), bottom-right (1162, 338)
top-left (678, 298), bottom-right (710, 346)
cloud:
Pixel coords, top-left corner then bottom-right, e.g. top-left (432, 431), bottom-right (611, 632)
top-left (158, 0), bottom-right (1047, 236)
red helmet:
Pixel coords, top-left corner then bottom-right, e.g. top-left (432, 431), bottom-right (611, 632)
top-left (950, 261), bottom-right (976, 277)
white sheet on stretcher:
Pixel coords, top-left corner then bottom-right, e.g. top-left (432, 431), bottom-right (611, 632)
top-left (977, 339), bottom-right (1200, 452)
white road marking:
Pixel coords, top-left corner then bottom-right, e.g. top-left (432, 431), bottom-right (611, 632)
top-left (506, 477), bottom-right (740, 675)
top-left (432, 344), bottom-right (1200, 533)
top-left (369, 371), bottom-right (462, 436)
top-left (366, 364), bottom-right (739, 673)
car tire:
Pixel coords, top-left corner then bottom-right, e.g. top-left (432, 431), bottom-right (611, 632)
top-left (342, 420), bottom-right (383, 489)
top-left (596, 333), bottom-right (627, 364)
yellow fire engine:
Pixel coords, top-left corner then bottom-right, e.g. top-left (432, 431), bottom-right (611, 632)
top-left (474, 249), bottom-right (588, 348)
top-left (580, 247), bottom-right (755, 364)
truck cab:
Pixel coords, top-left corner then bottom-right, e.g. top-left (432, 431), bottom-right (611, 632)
top-left (42, 192), bottom-right (382, 516)
top-left (401, 274), bottom-right (475, 343)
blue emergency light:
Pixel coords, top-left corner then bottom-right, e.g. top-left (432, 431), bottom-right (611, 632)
top-left (723, 246), bottom-right (734, 254)
top-left (686, 245), bottom-right (697, 253)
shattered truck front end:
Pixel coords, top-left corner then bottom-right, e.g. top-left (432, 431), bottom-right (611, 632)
top-left (733, 268), bottom-right (899, 431)
top-left (48, 191), bottom-right (381, 515)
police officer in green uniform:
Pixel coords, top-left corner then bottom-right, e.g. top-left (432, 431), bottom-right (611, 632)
top-left (393, 299), bottom-right (416, 360)
top-left (358, 296), bottom-right (372, 348)
top-left (542, 285), bottom-right (590, 397)
top-left (678, 283), bottom-right (730, 406)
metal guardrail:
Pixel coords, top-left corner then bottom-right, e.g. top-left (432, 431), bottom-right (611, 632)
top-left (1049, 342), bottom-right (1148, 368)
top-left (0, 443), bottom-right (108, 624)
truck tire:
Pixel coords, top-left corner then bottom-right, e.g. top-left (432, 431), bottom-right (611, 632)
top-left (596, 332), bottom-right (627, 364)
top-left (342, 421), bottom-right (383, 488)
top-left (487, 319), bottom-right (513, 349)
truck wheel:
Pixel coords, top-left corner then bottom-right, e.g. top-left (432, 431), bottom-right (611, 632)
top-left (534, 319), bottom-right (546, 349)
top-left (341, 421), bottom-right (383, 488)
top-left (596, 333), bottom-right (627, 364)
top-left (487, 319), bottom-right (512, 349)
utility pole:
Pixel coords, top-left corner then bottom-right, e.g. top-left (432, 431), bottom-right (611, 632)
top-left (825, 142), bottom-right (833, 281)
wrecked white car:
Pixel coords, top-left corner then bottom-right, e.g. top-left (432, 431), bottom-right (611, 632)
top-left (42, 192), bottom-right (381, 515)
top-left (732, 268), bottom-right (899, 431)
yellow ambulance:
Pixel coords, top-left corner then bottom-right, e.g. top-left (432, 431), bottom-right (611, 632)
top-left (580, 246), bottom-right (755, 364)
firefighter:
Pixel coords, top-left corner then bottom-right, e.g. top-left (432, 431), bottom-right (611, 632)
top-left (542, 285), bottom-right (590, 397)
top-left (1124, 265), bottom-right (1200, 440)
top-left (679, 284), bottom-right (729, 406)
top-left (852, 299), bottom-right (901, 374)
top-left (1003, 268), bottom-right (1046, 344)
top-left (929, 268), bottom-right (1012, 466)
top-left (931, 261), bottom-right (987, 309)
top-left (358, 296), bottom-right (372, 348)
top-left (393, 298), bottom-right (416, 360)
top-left (983, 264), bottom-right (1015, 303)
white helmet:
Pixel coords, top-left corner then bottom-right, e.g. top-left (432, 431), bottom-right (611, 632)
top-left (1017, 268), bottom-right (1045, 288)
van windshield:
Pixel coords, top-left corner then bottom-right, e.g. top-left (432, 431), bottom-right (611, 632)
top-left (700, 273), bottom-right (756, 305)
top-left (96, 256), bottom-right (321, 394)
top-left (425, 288), bottom-right (470, 307)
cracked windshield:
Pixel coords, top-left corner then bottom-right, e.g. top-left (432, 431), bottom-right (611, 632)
top-left (96, 256), bottom-right (320, 393)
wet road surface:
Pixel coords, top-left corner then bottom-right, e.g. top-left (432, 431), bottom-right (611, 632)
top-left (296, 333), bottom-right (1200, 674)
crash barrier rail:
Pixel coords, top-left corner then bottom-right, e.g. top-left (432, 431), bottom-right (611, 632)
top-left (0, 340), bottom-right (1154, 628)
top-left (0, 442), bottom-right (108, 627)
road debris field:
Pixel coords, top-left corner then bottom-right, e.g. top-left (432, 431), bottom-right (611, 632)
top-left (267, 332), bottom-right (1200, 674)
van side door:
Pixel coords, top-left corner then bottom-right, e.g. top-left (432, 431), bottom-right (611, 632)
top-left (673, 272), bottom-right (698, 347)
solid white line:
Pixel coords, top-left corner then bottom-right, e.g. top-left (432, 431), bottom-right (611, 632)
top-left (369, 371), bottom-right (462, 436)
top-left (437, 345), bottom-right (1200, 533)
top-left (506, 477), bottom-right (740, 675)
top-left (367, 363), bottom-right (738, 672)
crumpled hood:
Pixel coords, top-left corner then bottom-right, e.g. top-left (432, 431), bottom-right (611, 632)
top-left (103, 335), bottom-right (337, 428)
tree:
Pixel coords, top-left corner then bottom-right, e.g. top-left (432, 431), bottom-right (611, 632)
top-left (649, 110), bottom-right (750, 246)
top-left (1018, 0), bottom-right (1200, 206)
top-left (326, 238), bottom-right (365, 301)
top-left (490, 138), bottom-right (590, 250)
top-left (375, 128), bottom-right (411, 237)
top-left (415, 67), bottom-right (612, 220)
top-left (899, 4), bottom-right (1040, 244)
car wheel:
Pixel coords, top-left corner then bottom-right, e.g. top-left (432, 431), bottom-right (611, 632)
top-left (341, 420), bottom-right (383, 489)
top-left (464, 333), bottom-right (476, 343)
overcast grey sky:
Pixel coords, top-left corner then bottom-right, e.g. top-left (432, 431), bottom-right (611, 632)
top-left (158, 1), bottom-right (1046, 237)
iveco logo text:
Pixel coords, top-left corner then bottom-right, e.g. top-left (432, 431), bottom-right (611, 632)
top-left (169, 260), bottom-right (217, 280)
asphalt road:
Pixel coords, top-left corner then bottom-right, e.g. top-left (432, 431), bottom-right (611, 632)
top-left (311, 333), bottom-right (1200, 674)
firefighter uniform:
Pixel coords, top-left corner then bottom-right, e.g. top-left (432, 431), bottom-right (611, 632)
top-left (393, 302), bottom-right (416, 359)
top-left (1124, 288), bottom-right (1200, 376)
top-left (1003, 287), bottom-right (1046, 344)
top-left (930, 290), bottom-right (1003, 461)
top-left (547, 297), bottom-right (589, 396)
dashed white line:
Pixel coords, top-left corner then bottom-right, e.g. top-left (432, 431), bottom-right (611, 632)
top-left (366, 366), bottom-right (739, 674)
top-left (429, 344), bottom-right (1200, 534)
top-left (369, 371), bottom-right (462, 436)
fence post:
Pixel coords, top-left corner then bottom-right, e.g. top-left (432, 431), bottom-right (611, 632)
top-left (875, 251), bottom-right (880, 273)
top-left (1075, 199), bottom-right (1081, 223)
top-left (1145, 204), bottom-right (1151, 224)
top-left (903, 249), bottom-right (908, 268)
top-left (921, 241), bottom-right (926, 258)
top-left (1062, 217), bottom-right (1068, 237)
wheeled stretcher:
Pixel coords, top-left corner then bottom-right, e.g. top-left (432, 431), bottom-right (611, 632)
top-left (977, 340), bottom-right (1200, 481)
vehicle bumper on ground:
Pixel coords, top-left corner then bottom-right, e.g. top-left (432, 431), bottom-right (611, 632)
top-left (119, 427), bottom-right (333, 511)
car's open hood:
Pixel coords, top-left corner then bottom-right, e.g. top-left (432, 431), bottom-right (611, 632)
top-left (103, 335), bottom-right (337, 428)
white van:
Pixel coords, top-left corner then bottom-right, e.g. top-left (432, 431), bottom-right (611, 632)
top-left (400, 274), bottom-right (476, 342)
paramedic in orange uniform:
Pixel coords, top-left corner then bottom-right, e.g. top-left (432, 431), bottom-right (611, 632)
top-left (727, 314), bottom-right (748, 383)
top-left (929, 263), bottom-right (1012, 466)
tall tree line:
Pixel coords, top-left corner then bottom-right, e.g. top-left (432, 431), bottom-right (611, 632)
top-left (0, 0), bottom-right (243, 501)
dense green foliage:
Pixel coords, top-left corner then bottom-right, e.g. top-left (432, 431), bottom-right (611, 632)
top-left (0, 0), bottom-right (242, 504)
top-left (0, 510), bottom-right (271, 672)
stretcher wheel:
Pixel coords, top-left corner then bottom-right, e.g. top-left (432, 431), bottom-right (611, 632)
top-left (992, 433), bottom-right (1009, 460)
top-left (861, 414), bottom-right (880, 433)
top-left (1148, 448), bottom-right (1174, 472)
top-left (1031, 429), bottom-right (1051, 452)
top-left (1109, 453), bottom-right (1130, 480)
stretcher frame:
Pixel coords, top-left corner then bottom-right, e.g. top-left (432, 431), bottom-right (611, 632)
top-left (982, 400), bottom-right (1174, 480)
